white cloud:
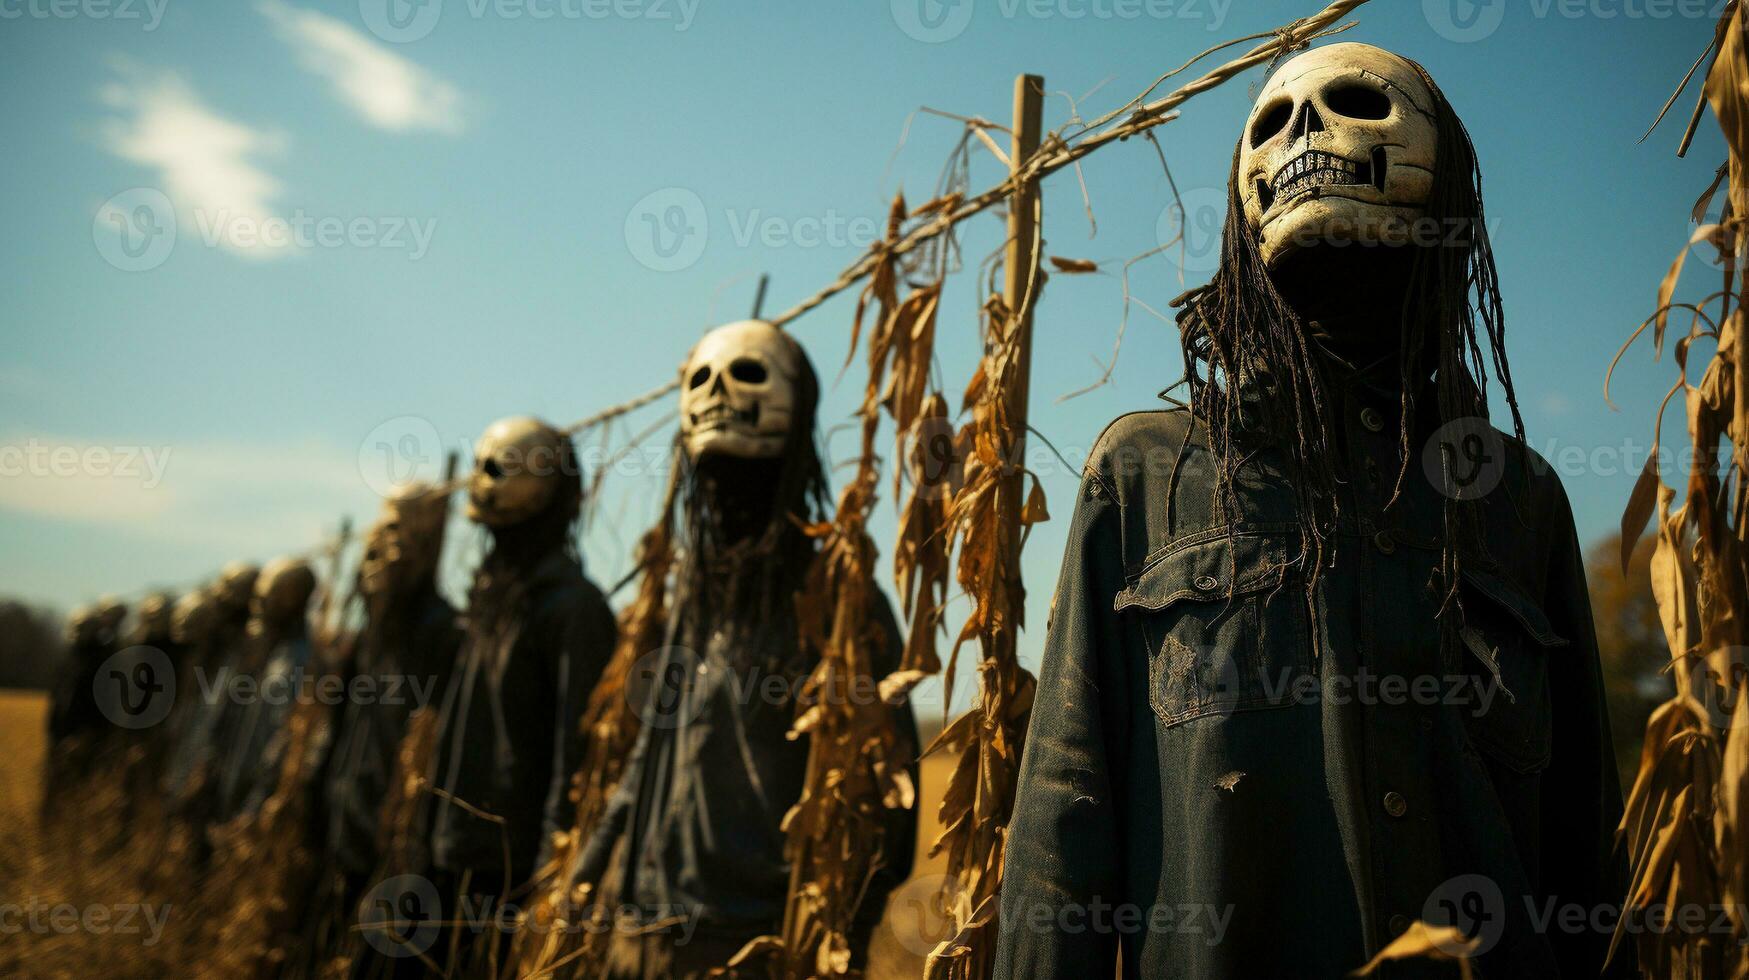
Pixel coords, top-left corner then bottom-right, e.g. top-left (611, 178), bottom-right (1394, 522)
top-left (98, 66), bottom-right (292, 259)
top-left (258, 0), bottom-right (464, 135)
top-left (0, 434), bottom-right (370, 552)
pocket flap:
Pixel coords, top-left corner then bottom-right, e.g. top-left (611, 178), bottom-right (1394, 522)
top-left (1460, 568), bottom-right (1567, 648)
top-left (1114, 530), bottom-right (1296, 613)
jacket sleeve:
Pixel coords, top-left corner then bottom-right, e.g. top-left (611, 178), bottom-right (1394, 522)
top-left (994, 462), bottom-right (1129, 979)
top-left (538, 587), bottom-right (620, 871)
top-left (1537, 479), bottom-right (1631, 979)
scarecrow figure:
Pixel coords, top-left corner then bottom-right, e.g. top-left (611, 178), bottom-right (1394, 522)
top-left (215, 555), bottom-right (317, 821)
top-left (997, 44), bottom-right (1625, 979)
top-left (321, 480), bottom-right (462, 906)
top-left (43, 596), bottom-right (127, 814)
top-left (572, 321), bottom-right (917, 979)
top-left (425, 415), bottom-right (617, 965)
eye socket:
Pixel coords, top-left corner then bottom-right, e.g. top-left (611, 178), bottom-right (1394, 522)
top-left (1323, 83), bottom-right (1392, 120)
top-left (1249, 98), bottom-right (1293, 148)
top-left (728, 358), bottom-right (768, 384)
top-left (482, 459), bottom-right (503, 478)
top-left (688, 365), bottom-right (712, 389)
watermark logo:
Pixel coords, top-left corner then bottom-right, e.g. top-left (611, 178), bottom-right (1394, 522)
top-left (1423, 873), bottom-right (1506, 956)
top-left (891, 0), bottom-right (974, 42)
top-left (94, 188), bottom-right (177, 272)
top-left (625, 187), bottom-right (708, 272)
top-left (626, 645), bottom-right (707, 729)
top-left (360, 0), bottom-right (444, 42)
top-left (885, 873), bottom-right (957, 957)
top-left (358, 415), bottom-right (448, 499)
top-left (1424, 417), bottom-right (1506, 501)
top-left (1423, 0), bottom-right (1507, 42)
top-left (359, 874), bottom-right (442, 958)
top-left (1155, 187), bottom-right (1226, 275)
top-left (93, 646), bottom-right (175, 729)
top-left (0, 0), bottom-right (169, 30)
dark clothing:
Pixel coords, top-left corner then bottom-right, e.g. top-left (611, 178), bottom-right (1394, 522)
top-left (46, 636), bottom-right (113, 747)
top-left (576, 592), bottom-right (918, 957)
top-left (322, 586), bottom-right (461, 877)
top-left (429, 549), bottom-right (617, 889)
top-left (216, 630), bottom-right (312, 820)
top-left (996, 396), bottom-right (1626, 979)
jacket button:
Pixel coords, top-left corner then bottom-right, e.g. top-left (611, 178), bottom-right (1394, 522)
top-left (1383, 791), bottom-right (1408, 818)
top-left (1388, 914), bottom-right (1410, 935)
top-left (1193, 574), bottom-right (1219, 592)
top-left (1373, 530), bottom-right (1396, 555)
top-left (1360, 407), bottom-right (1386, 432)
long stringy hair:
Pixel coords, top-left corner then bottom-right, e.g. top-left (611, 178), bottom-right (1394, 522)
top-left (669, 332), bottom-right (830, 662)
top-left (1174, 53), bottom-right (1523, 609)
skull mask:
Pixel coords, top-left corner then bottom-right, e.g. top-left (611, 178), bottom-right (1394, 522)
top-left (1238, 43), bottom-right (1438, 269)
top-left (360, 481), bottom-right (450, 600)
top-left (171, 589), bottom-right (220, 646)
top-left (467, 416), bottom-right (573, 529)
top-left (250, 556), bottom-right (316, 635)
top-left (131, 592), bottom-right (175, 645)
top-left (679, 320), bottom-right (800, 461)
top-left (216, 561), bottom-right (261, 615)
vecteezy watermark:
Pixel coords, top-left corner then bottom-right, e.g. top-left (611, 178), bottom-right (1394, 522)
top-left (1424, 0), bottom-right (1729, 44)
top-left (890, 0), bottom-right (1232, 43)
top-left (357, 875), bottom-right (702, 957)
top-left (94, 646), bottom-right (176, 729)
top-left (0, 900), bottom-right (173, 947)
top-left (0, 439), bottom-right (174, 489)
top-left (1423, 872), bottom-right (1749, 956)
top-left (1423, 417), bottom-right (1508, 501)
top-left (622, 187), bottom-right (885, 272)
top-left (193, 667), bottom-right (445, 713)
top-left (359, 875), bottom-right (442, 958)
top-left (0, 0), bottom-right (169, 30)
top-left (626, 644), bottom-right (896, 730)
top-left (358, 415), bottom-right (453, 499)
top-left (192, 209), bottom-right (438, 259)
top-left (93, 190), bottom-right (438, 271)
top-left (1155, 187), bottom-right (1229, 276)
top-left (94, 188), bottom-right (177, 272)
top-left (358, 0), bottom-right (698, 43)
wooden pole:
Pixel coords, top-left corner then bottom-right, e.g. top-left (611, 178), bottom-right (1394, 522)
top-left (1003, 72), bottom-right (1044, 530)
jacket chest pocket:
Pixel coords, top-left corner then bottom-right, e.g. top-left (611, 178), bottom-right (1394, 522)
top-left (1115, 529), bottom-right (1312, 728)
top-left (1457, 568), bottom-right (1564, 774)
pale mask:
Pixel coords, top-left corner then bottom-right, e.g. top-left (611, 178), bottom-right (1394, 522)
top-left (679, 320), bottom-right (799, 462)
top-left (467, 416), bottom-right (570, 529)
top-left (1239, 42), bottom-right (1438, 268)
top-left (171, 590), bottom-right (219, 646)
top-left (250, 557), bottom-right (316, 635)
top-left (360, 481), bottom-right (449, 600)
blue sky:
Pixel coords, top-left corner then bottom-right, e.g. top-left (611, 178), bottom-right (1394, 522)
top-left (0, 0), bottom-right (1731, 713)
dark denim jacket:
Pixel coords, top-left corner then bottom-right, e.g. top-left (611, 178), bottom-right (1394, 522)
top-left (996, 390), bottom-right (1626, 979)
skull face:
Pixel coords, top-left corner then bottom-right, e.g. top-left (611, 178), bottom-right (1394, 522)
top-left (1238, 43), bottom-right (1439, 269)
top-left (216, 561), bottom-right (261, 614)
top-left (132, 592), bottom-right (175, 645)
top-left (171, 589), bottom-right (219, 646)
top-left (360, 482), bottom-right (449, 600)
top-left (467, 416), bottom-right (570, 528)
top-left (250, 556), bottom-right (316, 634)
top-left (679, 320), bottom-right (800, 461)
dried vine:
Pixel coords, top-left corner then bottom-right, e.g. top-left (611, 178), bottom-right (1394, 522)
top-left (1613, 4), bottom-right (1749, 976)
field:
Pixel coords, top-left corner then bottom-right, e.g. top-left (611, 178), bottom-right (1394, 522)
top-left (0, 690), bottom-right (46, 826)
top-left (0, 688), bottom-right (955, 977)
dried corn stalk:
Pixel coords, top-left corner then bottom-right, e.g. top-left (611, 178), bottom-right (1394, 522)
top-left (921, 289), bottom-right (1044, 980)
top-left (1613, 4), bottom-right (1749, 975)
